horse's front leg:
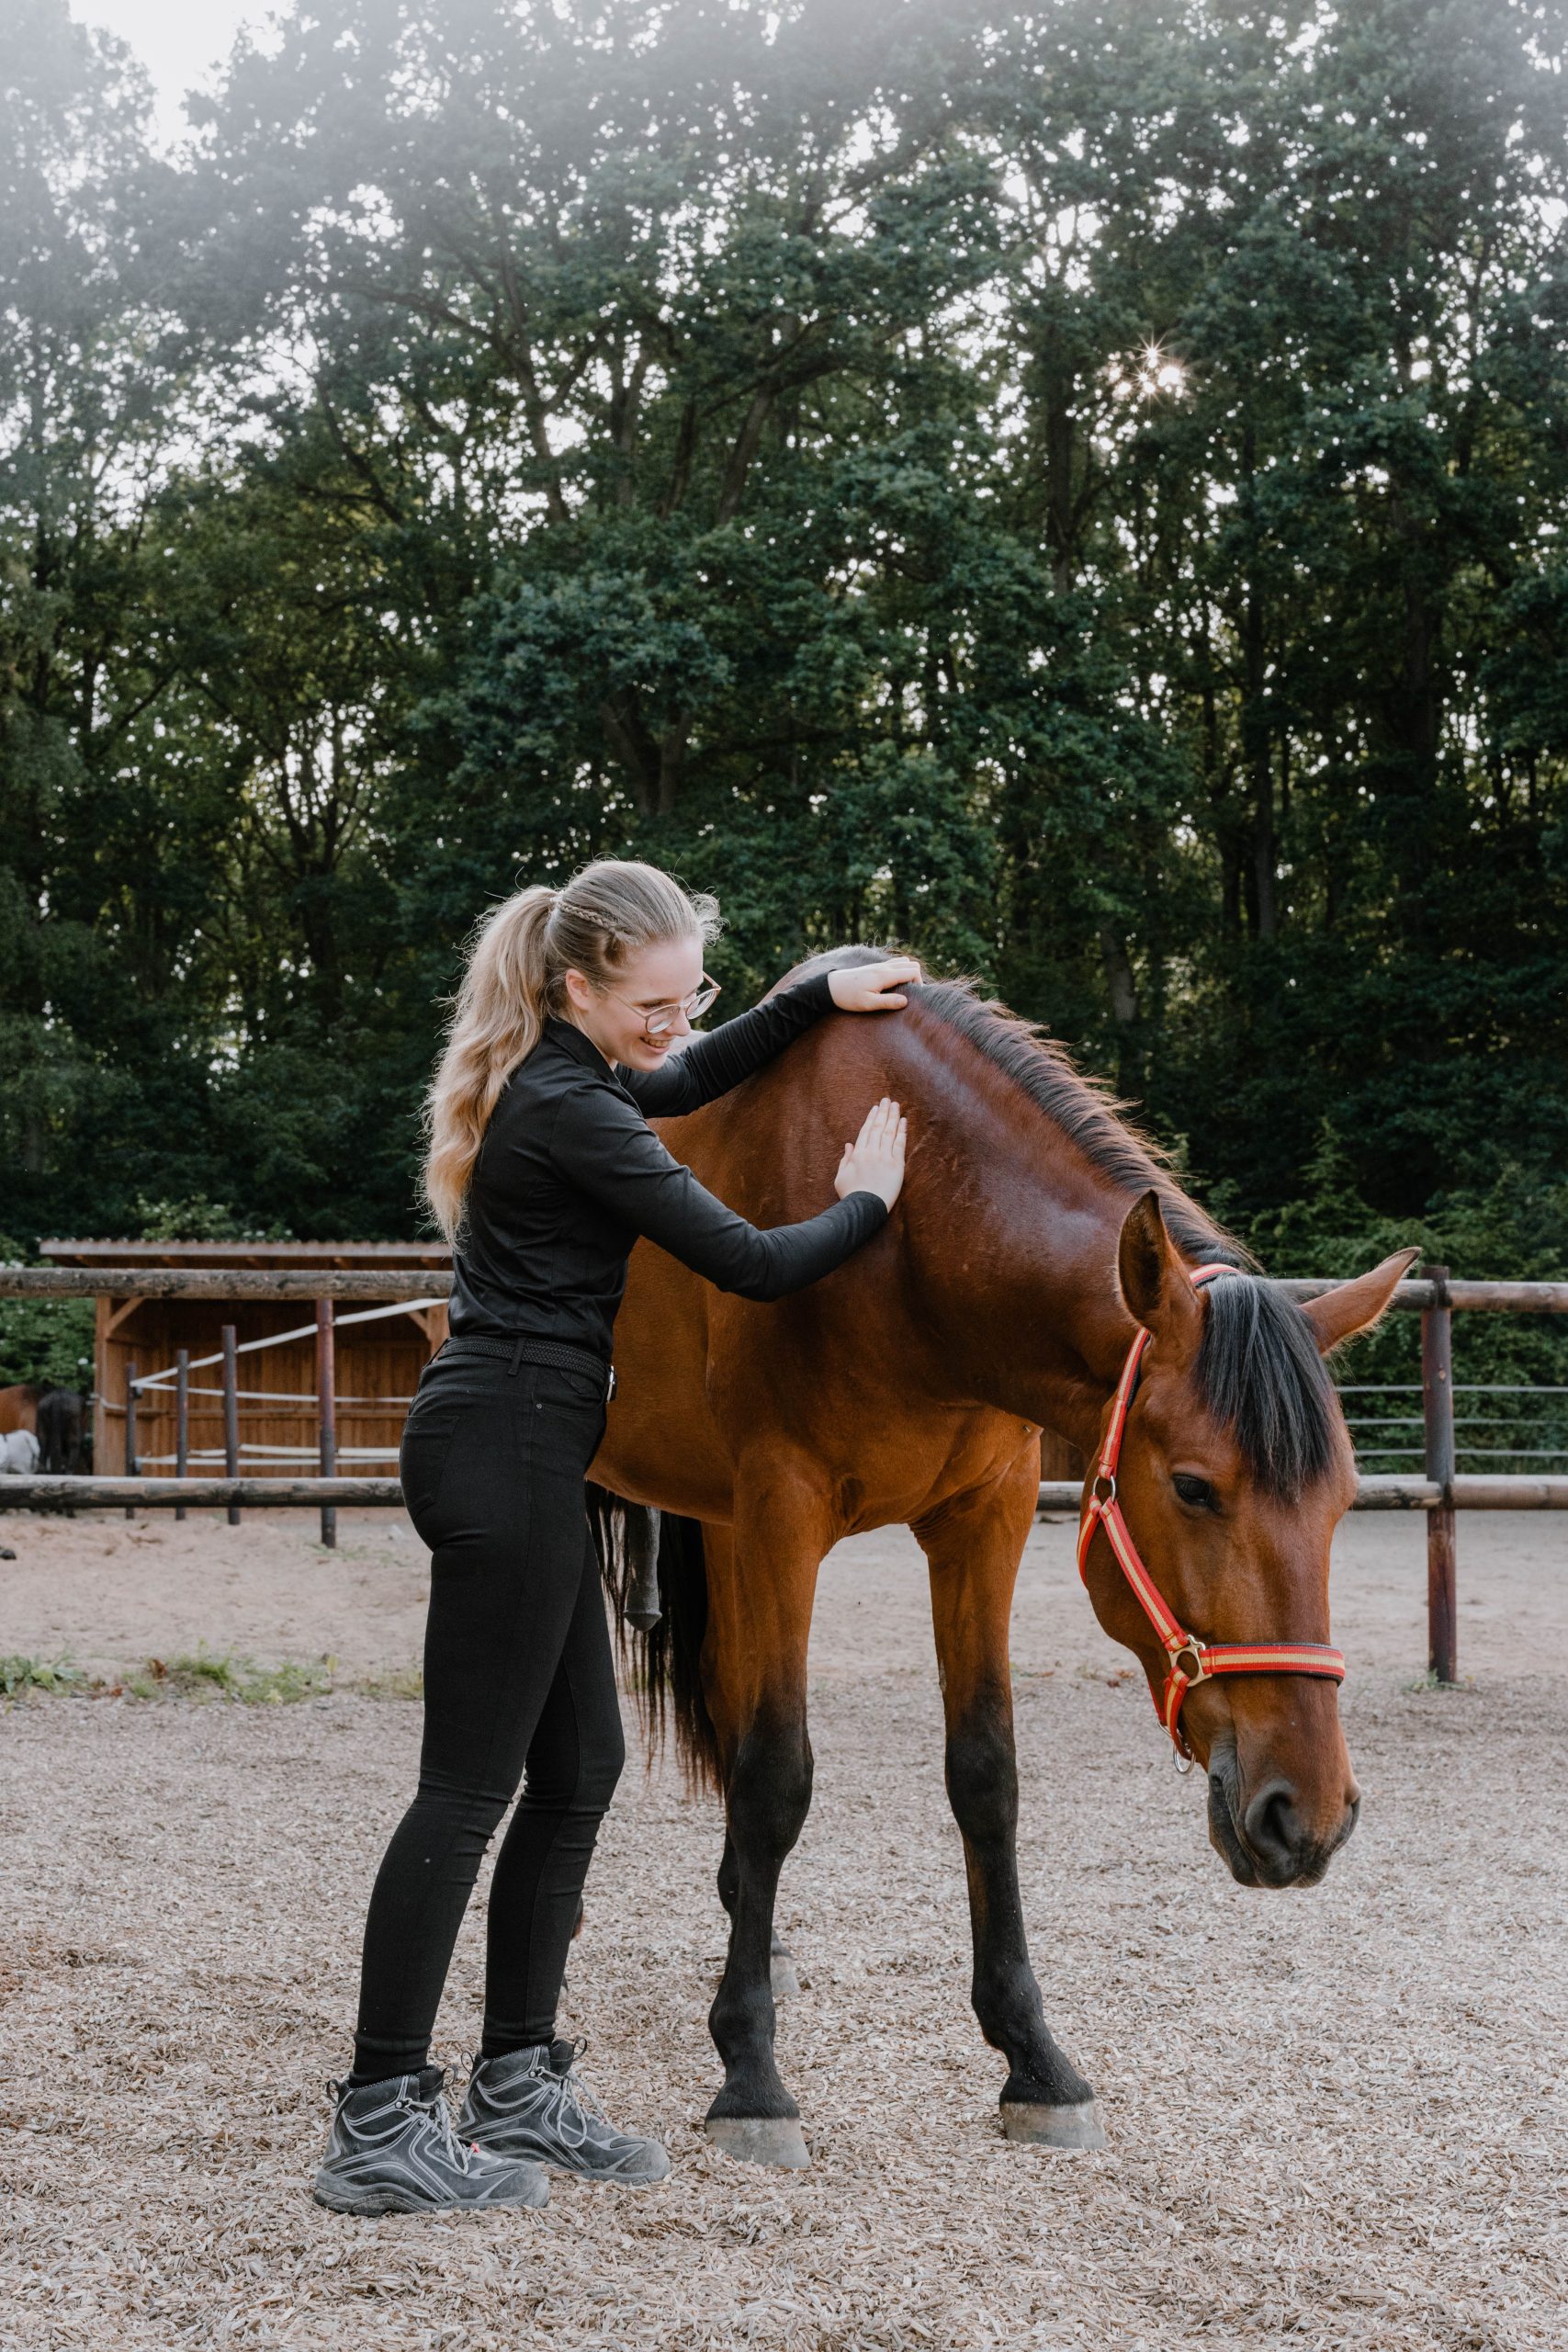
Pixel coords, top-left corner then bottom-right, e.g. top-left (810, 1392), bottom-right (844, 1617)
top-left (701, 1478), bottom-right (829, 2168)
top-left (716, 1827), bottom-right (802, 2000)
top-left (914, 1450), bottom-right (1107, 2150)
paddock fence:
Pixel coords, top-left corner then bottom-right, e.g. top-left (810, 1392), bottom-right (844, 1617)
top-left (1, 1261), bottom-right (1563, 1682)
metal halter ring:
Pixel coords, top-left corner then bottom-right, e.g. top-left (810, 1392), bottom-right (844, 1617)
top-left (1168, 1638), bottom-right (1212, 1687)
top-left (1089, 1471), bottom-right (1117, 1508)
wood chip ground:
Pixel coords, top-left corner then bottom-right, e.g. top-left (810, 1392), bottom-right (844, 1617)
top-left (1, 1509), bottom-right (1563, 2349)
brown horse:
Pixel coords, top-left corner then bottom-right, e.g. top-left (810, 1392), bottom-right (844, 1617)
top-left (0, 1384), bottom-right (43, 1438)
top-left (589, 949), bottom-right (1413, 2166)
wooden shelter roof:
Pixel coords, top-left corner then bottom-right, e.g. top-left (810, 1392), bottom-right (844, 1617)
top-left (39, 1239), bottom-right (452, 1270)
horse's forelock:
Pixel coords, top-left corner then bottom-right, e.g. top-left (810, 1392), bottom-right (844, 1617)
top-left (1195, 1278), bottom-right (1339, 1502)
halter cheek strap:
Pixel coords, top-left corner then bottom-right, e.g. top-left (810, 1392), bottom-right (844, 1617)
top-left (1076, 1262), bottom-right (1347, 1759)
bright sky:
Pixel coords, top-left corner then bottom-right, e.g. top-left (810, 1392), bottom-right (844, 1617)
top-left (74, 0), bottom-right (274, 145)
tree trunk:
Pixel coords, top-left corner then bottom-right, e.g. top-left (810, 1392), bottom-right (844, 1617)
top-left (1241, 581), bottom-right (1276, 941)
top-left (598, 693), bottom-right (661, 817)
top-left (1045, 390), bottom-right (1075, 594)
top-left (1099, 923), bottom-right (1141, 1094)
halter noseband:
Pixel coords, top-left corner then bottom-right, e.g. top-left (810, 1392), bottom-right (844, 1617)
top-left (1076, 1262), bottom-right (1347, 1763)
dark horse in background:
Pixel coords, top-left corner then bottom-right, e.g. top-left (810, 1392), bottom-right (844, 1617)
top-left (589, 949), bottom-right (1412, 2166)
top-left (36, 1387), bottom-right (89, 1474)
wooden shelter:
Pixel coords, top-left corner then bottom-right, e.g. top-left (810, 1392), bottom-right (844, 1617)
top-left (39, 1240), bottom-right (452, 1476)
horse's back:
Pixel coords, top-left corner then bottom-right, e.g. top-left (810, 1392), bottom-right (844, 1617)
top-left (0, 1384), bottom-right (41, 1437)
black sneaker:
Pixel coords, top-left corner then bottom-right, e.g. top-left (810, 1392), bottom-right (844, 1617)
top-left (457, 2041), bottom-right (671, 2185)
top-left (313, 2066), bottom-right (550, 2214)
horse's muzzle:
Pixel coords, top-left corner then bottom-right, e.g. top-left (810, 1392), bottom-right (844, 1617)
top-left (1206, 1741), bottom-right (1360, 1888)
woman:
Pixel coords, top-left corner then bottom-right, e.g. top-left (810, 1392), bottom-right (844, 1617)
top-left (315, 859), bottom-right (913, 2214)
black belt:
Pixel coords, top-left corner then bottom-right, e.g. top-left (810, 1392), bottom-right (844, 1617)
top-left (439, 1334), bottom-right (616, 1399)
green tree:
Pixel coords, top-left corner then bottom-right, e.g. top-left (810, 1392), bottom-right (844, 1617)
top-left (1, 0), bottom-right (1562, 1261)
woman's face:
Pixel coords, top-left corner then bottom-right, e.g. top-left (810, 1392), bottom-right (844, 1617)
top-left (561, 933), bottom-right (708, 1070)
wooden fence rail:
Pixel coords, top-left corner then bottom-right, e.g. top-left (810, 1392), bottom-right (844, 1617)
top-left (0, 1268), bottom-right (448, 1302)
top-left (7, 1262), bottom-right (1563, 1310)
top-left (0, 1477), bottom-right (404, 1508)
top-left (5, 1472), bottom-right (1566, 1514)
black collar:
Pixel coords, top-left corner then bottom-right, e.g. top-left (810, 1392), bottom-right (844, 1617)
top-left (542, 1015), bottom-right (623, 1085)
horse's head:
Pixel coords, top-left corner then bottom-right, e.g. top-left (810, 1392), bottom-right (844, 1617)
top-left (1079, 1191), bottom-right (1416, 1890)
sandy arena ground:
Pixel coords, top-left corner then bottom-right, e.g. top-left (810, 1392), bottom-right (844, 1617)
top-left (1, 1501), bottom-right (1565, 2350)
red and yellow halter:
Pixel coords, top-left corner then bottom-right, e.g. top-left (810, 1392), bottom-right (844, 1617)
top-left (1077, 1262), bottom-right (1347, 1762)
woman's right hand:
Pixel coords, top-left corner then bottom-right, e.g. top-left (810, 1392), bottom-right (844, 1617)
top-left (834, 1096), bottom-right (907, 1211)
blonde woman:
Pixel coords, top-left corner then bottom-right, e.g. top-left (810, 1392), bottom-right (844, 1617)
top-left (314, 860), bottom-right (915, 2213)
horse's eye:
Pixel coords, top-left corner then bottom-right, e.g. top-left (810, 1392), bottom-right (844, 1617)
top-left (1172, 1473), bottom-right (1217, 1510)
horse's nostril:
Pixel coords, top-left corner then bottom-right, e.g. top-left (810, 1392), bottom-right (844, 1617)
top-left (1242, 1780), bottom-right (1303, 1879)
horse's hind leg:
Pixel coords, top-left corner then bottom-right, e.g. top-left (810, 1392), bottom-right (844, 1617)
top-left (915, 1452), bottom-right (1107, 2151)
top-left (701, 1482), bottom-right (828, 2166)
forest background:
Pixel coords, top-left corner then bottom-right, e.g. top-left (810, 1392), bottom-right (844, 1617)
top-left (2, 0), bottom-right (1566, 1399)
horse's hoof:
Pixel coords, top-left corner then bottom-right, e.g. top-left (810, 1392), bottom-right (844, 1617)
top-left (1001, 2098), bottom-right (1108, 2151)
top-left (770, 1950), bottom-right (800, 2000)
top-left (704, 2115), bottom-right (811, 2168)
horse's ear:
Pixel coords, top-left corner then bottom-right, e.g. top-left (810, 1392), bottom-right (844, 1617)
top-left (1117, 1191), bottom-right (1204, 1353)
top-left (1300, 1247), bottom-right (1421, 1357)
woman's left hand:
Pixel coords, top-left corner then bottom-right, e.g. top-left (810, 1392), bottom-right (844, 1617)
top-left (827, 956), bottom-right (923, 1013)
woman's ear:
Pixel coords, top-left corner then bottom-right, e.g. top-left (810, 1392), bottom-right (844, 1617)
top-left (560, 967), bottom-right (593, 1014)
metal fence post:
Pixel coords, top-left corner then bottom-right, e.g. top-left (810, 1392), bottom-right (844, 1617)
top-left (1422, 1262), bottom-right (1457, 1682)
top-left (175, 1348), bottom-right (189, 1522)
top-left (124, 1361), bottom-right (139, 1521)
top-left (222, 1324), bottom-right (241, 1527)
top-left (315, 1296), bottom-right (337, 1549)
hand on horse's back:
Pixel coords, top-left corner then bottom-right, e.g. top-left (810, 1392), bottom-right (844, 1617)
top-left (835, 1097), bottom-right (907, 1210)
top-left (825, 956), bottom-right (921, 1012)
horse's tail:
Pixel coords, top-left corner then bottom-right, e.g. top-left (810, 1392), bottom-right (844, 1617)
top-left (587, 1483), bottom-right (722, 1796)
top-left (35, 1386), bottom-right (79, 1475)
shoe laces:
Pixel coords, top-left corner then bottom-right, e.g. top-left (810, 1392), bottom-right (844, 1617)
top-left (466, 2039), bottom-right (609, 2139)
top-left (393, 2066), bottom-right (481, 2175)
top-left (545, 2040), bottom-right (615, 2138)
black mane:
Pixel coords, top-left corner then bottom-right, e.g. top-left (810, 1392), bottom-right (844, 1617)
top-left (783, 944), bottom-right (1245, 1270)
top-left (784, 947), bottom-right (1338, 1495)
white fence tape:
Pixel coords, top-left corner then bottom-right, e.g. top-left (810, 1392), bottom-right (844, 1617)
top-left (130, 1296), bottom-right (446, 1393)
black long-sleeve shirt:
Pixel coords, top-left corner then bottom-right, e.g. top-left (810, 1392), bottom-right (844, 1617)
top-left (447, 970), bottom-right (888, 1358)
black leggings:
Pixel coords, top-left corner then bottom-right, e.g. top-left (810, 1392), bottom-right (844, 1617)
top-left (351, 1350), bottom-right (626, 2083)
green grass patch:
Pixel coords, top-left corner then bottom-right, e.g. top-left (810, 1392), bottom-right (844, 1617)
top-left (352, 1664), bottom-right (424, 1701)
top-left (0, 1655), bottom-right (90, 1698)
top-left (0, 1645), bottom-right (423, 1703)
top-left (126, 1648), bottom-right (336, 1703)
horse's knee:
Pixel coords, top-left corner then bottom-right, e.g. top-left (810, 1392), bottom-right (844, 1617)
top-left (945, 1712), bottom-right (1018, 1846)
top-left (728, 1714), bottom-right (813, 1861)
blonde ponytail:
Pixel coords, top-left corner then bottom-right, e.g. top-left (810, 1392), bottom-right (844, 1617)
top-left (423, 861), bottom-right (720, 1241)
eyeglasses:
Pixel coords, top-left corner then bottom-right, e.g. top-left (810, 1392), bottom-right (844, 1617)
top-left (602, 973), bottom-right (722, 1038)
